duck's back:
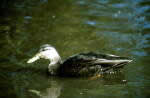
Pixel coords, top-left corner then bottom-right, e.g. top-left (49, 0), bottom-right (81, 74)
top-left (58, 52), bottom-right (131, 77)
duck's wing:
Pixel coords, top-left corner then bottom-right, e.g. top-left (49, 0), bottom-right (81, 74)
top-left (59, 52), bottom-right (132, 76)
top-left (64, 52), bottom-right (132, 66)
top-left (88, 52), bottom-right (132, 67)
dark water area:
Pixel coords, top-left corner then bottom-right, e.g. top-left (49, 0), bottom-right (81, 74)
top-left (0, 0), bottom-right (150, 98)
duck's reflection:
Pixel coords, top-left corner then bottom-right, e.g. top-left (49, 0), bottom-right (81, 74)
top-left (29, 80), bottom-right (62, 98)
top-left (28, 72), bottom-right (126, 98)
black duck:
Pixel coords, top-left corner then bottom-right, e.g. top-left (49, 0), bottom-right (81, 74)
top-left (27, 44), bottom-right (132, 77)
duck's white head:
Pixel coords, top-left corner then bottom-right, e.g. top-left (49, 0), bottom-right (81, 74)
top-left (27, 44), bottom-right (62, 64)
top-left (27, 44), bottom-right (62, 75)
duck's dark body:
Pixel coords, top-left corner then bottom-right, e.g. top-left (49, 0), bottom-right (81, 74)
top-left (58, 52), bottom-right (131, 77)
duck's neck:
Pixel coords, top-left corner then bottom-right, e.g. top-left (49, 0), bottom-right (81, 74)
top-left (48, 52), bottom-right (62, 75)
top-left (48, 61), bottom-right (61, 75)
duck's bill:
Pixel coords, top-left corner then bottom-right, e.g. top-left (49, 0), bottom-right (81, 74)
top-left (27, 53), bottom-right (41, 63)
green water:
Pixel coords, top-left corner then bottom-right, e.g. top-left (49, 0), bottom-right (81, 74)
top-left (0, 0), bottom-right (150, 98)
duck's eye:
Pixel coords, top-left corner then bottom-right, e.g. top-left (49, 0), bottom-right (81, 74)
top-left (40, 46), bottom-right (53, 52)
top-left (41, 48), bottom-right (52, 51)
top-left (43, 49), bottom-right (46, 51)
top-left (40, 48), bottom-right (47, 52)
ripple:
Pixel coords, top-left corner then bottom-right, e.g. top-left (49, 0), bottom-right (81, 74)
top-left (131, 51), bottom-right (147, 56)
top-left (112, 3), bottom-right (128, 8)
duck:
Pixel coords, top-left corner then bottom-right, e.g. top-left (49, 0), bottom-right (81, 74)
top-left (27, 44), bottom-right (132, 77)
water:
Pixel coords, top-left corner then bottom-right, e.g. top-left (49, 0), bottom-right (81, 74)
top-left (0, 0), bottom-right (150, 98)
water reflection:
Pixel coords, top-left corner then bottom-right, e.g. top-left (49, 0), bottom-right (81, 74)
top-left (0, 69), bottom-right (127, 98)
top-left (0, 0), bottom-right (150, 98)
top-left (29, 80), bottom-right (62, 98)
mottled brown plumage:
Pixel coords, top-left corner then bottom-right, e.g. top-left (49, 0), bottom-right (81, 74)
top-left (58, 52), bottom-right (131, 77)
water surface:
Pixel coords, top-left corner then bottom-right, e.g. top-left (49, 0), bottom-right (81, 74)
top-left (0, 0), bottom-right (150, 98)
